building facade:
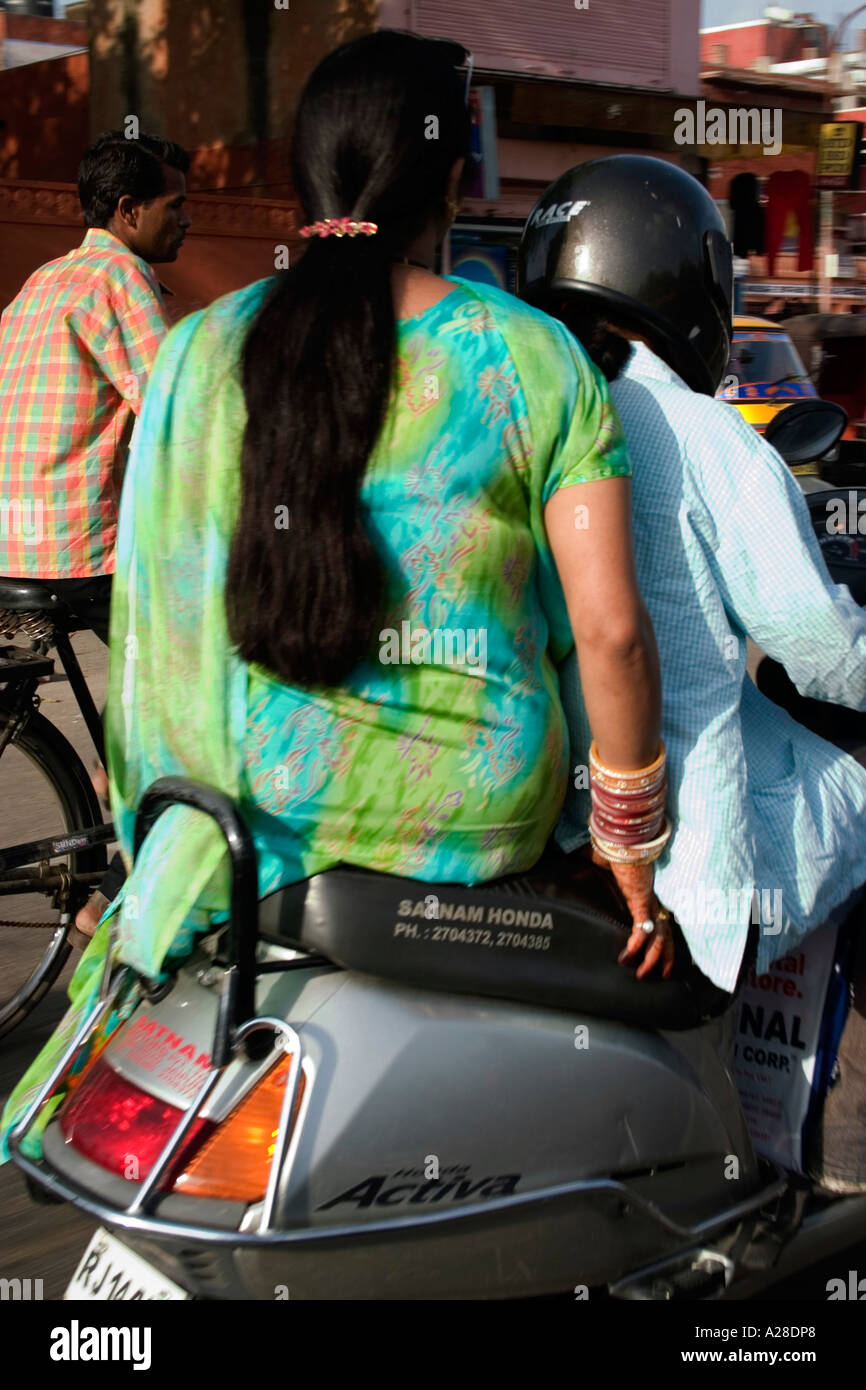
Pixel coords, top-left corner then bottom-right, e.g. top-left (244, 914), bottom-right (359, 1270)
top-left (85, 0), bottom-right (707, 296)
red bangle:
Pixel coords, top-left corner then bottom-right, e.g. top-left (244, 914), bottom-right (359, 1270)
top-left (589, 812), bottom-right (666, 845)
top-left (590, 786), bottom-right (666, 819)
top-left (590, 816), bottom-right (673, 865)
top-left (589, 753), bottom-right (668, 851)
top-left (590, 769), bottom-right (665, 802)
top-left (591, 814), bottom-right (666, 843)
top-left (590, 789), bottom-right (665, 822)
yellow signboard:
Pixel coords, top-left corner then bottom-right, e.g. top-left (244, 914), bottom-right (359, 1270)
top-left (816, 122), bottom-right (862, 189)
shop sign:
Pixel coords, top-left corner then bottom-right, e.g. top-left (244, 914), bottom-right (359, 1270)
top-left (815, 122), bottom-right (862, 189)
top-left (745, 280), bottom-right (866, 300)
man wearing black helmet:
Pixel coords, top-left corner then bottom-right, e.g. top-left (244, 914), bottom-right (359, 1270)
top-left (519, 154), bottom-right (866, 1192)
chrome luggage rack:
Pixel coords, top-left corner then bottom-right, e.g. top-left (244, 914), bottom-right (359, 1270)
top-left (8, 778), bottom-right (315, 1241)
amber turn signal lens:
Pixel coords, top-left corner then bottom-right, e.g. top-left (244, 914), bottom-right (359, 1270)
top-left (171, 1055), bottom-right (304, 1201)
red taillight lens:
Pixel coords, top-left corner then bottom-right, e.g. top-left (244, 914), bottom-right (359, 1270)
top-left (60, 1058), bottom-right (212, 1183)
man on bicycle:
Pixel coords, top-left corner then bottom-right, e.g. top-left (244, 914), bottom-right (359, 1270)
top-left (0, 130), bottom-right (191, 935)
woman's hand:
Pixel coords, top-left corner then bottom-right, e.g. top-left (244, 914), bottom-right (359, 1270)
top-left (591, 848), bottom-right (675, 979)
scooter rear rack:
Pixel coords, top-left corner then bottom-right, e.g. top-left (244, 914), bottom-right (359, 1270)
top-left (9, 779), bottom-right (308, 1237)
top-left (9, 778), bottom-right (790, 1261)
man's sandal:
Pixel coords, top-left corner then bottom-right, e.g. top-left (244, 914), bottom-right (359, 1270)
top-left (67, 890), bottom-right (111, 949)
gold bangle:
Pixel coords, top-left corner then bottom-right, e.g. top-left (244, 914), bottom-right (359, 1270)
top-left (591, 765), bottom-right (666, 796)
top-left (589, 740), bottom-right (666, 786)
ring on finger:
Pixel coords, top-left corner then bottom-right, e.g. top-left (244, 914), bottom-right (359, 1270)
top-left (637, 919), bottom-right (655, 935)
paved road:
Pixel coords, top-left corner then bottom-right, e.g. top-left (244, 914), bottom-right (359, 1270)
top-left (0, 635), bottom-right (863, 1301)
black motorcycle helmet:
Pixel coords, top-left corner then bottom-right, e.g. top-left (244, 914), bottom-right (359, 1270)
top-left (517, 155), bottom-right (733, 396)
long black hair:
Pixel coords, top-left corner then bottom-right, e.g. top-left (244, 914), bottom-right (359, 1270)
top-left (555, 304), bottom-right (633, 383)
top-left (226, 31), bottom-right (472, 686)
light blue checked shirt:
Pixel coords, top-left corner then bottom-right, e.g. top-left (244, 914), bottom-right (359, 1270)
top-left (556, 342), bottom-right (866, 991)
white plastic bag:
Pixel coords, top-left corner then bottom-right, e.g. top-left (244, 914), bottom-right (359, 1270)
top-left (732, 924), bottom-right (842, 1173)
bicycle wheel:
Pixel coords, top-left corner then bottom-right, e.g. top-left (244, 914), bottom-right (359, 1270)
top-left (0, 698), bottom-right (107, 1040)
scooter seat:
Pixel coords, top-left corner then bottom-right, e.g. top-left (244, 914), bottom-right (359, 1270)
top-left (258, 857), bottom-right (733, 1030)
top-left (0, 578), bottom-right (71, 613)
top-left (0, 577), bottom-right (78, 638)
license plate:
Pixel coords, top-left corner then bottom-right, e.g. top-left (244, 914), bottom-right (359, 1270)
top-left (64, 1227), bottom-right (190, 1301)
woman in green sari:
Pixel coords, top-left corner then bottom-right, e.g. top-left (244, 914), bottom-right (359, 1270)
top-left (2, 31), bottom-right (667, 1156)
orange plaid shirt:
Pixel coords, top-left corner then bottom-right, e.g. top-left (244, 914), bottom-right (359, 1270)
top-left (0, 228), bottom-right (169, 578)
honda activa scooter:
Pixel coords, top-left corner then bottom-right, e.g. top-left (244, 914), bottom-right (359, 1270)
top-left (8, 402), bottom-right (866, 1303)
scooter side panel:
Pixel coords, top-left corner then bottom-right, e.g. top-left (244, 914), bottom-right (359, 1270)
top-left (233, 969), bottom-right (762, 1296)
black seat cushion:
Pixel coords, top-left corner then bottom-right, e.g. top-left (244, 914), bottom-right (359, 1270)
top-left (0, 579), bottom-right (70, 613)
top-left (258, 853), bottom-right (734, 1031)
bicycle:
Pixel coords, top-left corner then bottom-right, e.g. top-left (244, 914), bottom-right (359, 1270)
top-left (0, 579), bottom-right (116, 1039)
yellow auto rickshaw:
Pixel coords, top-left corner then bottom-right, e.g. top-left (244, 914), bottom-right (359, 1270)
top-left (715, 315), bottom-right (817, 433)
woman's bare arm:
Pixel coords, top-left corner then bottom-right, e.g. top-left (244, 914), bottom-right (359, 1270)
top-left (545, 477), bottom-right (672, 976)
top-left (545, 477), bottom-right (660, 769)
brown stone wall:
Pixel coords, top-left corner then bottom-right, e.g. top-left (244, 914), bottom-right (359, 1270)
top-left (0, 179), bottom-right (302, 320)
top-left (0, 51), bottom-right (89, 182)
top-left (88, 0), bottom-right (380, 196)
top-left (0, 13), bottom-right (88, 47)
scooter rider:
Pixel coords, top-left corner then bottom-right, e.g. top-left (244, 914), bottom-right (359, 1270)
top-left (518, 155), bottom-right (866, 1192)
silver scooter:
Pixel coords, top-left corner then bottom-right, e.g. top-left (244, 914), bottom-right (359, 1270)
top-left (8, 403), bottom-right (866, 1302)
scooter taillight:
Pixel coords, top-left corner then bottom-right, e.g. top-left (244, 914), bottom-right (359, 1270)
top-left (59, 1057), bottom-right (213, 1183)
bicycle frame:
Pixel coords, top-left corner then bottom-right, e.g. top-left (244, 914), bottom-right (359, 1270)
top-left (0, 621), bottom-right (105, 761)
top-left (0, 631), bottom-right (112, 899)
top-left (0, 823), bottom-right (115, 878)
top-left (49, 629), bottom-right (106, 765)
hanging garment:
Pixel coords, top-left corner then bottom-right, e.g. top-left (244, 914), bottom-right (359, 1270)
top-left (765, 169), bottom-right (814, 276)
top-left (729, 171), bottom-right (765, 257)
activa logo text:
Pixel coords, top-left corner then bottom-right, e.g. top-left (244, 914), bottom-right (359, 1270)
top-left (826, 1271), bottom-right (866, 1299)
top-left (317, 1172), bottom-right (520, 1210)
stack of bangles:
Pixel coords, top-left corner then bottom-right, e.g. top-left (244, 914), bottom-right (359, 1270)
top-left (588, 740), bottom-right (672, 866)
